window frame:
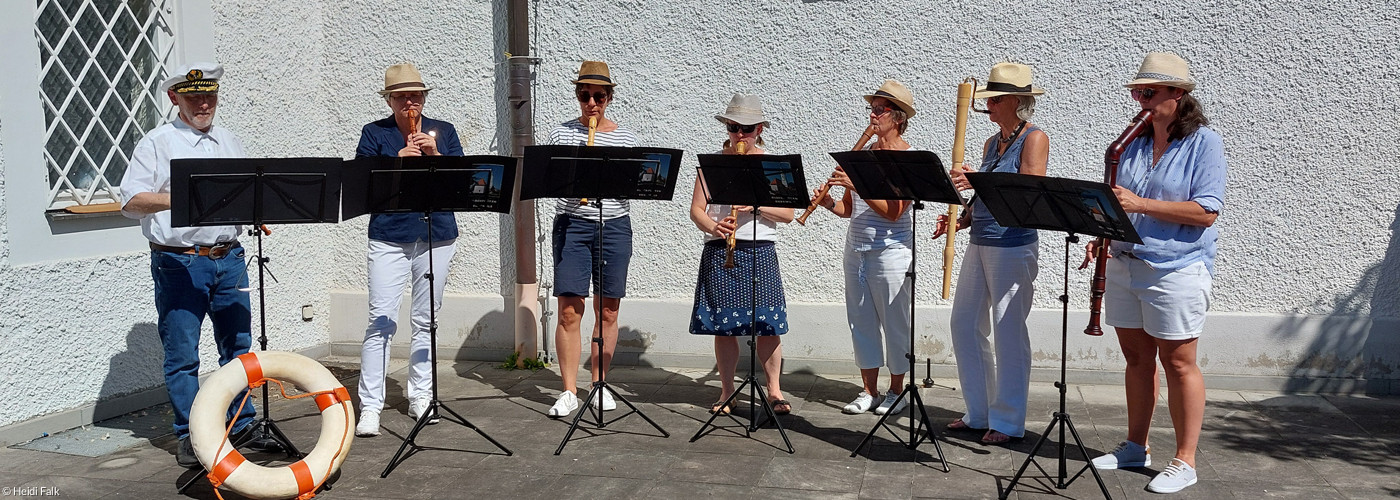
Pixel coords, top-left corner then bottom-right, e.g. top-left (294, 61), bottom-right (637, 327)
top-left (0, 0), bottom-right (215, 265)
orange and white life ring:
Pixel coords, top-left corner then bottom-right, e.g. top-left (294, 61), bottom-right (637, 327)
top-left (189, 351), bottom-right (354, 500)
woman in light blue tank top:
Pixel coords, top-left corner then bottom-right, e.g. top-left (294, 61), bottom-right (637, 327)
top-left (936, 63), bottom-right (1048, 445)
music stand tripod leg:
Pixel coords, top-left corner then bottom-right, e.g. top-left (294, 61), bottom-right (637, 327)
top-left (381, 210), bottom-right (512, 479)
top-left (555, 204), bottom-right (668, 455)
top-left (689, 206), bottom-right (793, 453)
top-left (848, 204), bottom-right (949, 471)
top-left (1000, 234), bottom-right (1112, 500)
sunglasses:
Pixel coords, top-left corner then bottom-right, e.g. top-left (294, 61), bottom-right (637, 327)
top-left (868, 104), bottom-right (899, 116)
top-left (726, 123), bottom-right (757, 134)
top-left (987, 95), bottom-right (1009, 104)
top-left (576, 91), bottom-right (609, 104)
top-left (1130, 88), bottom-right (1159, 101)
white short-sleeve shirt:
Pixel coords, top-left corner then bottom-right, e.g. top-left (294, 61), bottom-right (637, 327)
top-left (120, 118), bottom-right (245, 247)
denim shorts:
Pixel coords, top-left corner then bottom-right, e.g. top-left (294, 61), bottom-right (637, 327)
top-left (552, 214), bottom-right (632, 298)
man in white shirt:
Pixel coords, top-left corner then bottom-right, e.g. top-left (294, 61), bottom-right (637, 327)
top-left (120, 62), bottom-right (282, 467)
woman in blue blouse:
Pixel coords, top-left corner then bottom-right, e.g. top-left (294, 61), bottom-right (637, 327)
top-left (936, 62), bottom-right (1048, 445)
top-left (1083, 52), bottom-right (1227, 495)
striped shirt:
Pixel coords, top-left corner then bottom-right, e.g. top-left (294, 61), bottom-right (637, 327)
top-left (549, 118), bottom-right (638, 220)
top-left (846, 143), bottom-right (915, 252)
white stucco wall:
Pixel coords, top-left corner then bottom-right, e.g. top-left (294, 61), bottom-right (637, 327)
top-left (2, 0), bottom-right (1398, 436)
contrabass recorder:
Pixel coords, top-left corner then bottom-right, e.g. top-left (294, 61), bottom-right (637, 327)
top-left (1084, 109), bottom-right (1154, 336)
top-left (942, 78), bottom-right (976, 299)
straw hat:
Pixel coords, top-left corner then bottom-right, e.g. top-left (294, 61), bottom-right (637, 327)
top-left (162, 62), bottom-right (222, 94)
top-left (973, 63), bottom-right (1044, 98)
top-left (863, 80), bottom-right (916, 118)
top-left (572, 60), bottom-right (616, 87)
top-left (1125, 52), bottom-right (1196, 91)
top-left (714, 94), bottom-right (769, 126)
top-left (378, 63), bottom-right (432, 95)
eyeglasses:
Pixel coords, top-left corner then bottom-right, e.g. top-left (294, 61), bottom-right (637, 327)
top-left (726, 123), bottom-right (757, 134)
top-left (1130, 88), bottom-right (1159, 101)
top-left (576, 91), bottom-right (609, 104)
top-left (987, 95), bottom-right (1008, 104)
top-left (388, 91), bottom-right (425, 101)
top-left (868, 104), bottom-right (894, 116)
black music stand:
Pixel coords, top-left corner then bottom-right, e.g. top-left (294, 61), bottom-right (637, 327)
top-left (964, 172), bottom-right (1141, 500)
top-left (170, 156), bottom-right (342, 493)
top-left (342, 155), bottom-right (518, 478)
top-left (832, 149), bottom-right (960, 470)
top-left (522, 144), bottom-right (680, 455)
top-left (687, 153), bottom-right (808, 453)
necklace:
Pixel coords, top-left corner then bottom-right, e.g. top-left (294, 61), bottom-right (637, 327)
top-left (998, 121), bottom-right (1026, 145)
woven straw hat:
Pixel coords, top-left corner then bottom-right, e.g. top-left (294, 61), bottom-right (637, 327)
top-left (572, 60), bottom-right (616, 87)
top-left (1124, 52), bottom-right (1196, 92)
top-left (973, 63), bottom-right (1044, 98)
top-left (378, 63), bottom-right (432, 95)
top-left (863, 80), bottom-right (916, 118)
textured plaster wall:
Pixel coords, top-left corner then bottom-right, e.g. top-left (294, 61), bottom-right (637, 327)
top-left (525, 0), bottom-right (1399, 316)
top-left (3, 0), bottom-right (1399, 431)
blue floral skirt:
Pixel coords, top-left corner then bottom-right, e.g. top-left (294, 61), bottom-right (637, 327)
top-left (690, 240), bottom-right (788, 336)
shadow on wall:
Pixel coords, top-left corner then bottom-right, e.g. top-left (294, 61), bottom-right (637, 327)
top-left (1275, 203), bottom-right (1400, 394)
top-left (94, 322), bottom-right (170, 441)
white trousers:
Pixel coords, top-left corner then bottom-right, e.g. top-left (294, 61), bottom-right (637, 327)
top-left (358, 238), bottom-right (456, 414)
top-left (950, 242), bottom-right (1038, 437)
top-left (844, 246), bottom-right (913, 375)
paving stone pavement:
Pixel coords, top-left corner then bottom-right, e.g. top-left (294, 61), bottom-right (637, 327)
top-left (3, 359), bottom-right (1398, 499)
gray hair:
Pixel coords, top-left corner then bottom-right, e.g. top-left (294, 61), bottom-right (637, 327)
top-left (1016, 96), bottom-right (1037, 121)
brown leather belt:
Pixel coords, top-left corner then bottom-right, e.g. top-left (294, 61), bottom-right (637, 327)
top-left (150, 241), bottom-right (240, 259)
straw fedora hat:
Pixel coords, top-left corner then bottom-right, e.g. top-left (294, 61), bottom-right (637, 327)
top-left (714, 94), bottom-right (769, 126)
top-left (572, 60), bottom-right (616, 87)
top-left (377, 63), bottom-right (431, 95)
top-left (973, 63), bottom-right (1044, 98)
top-left (1125, 52), bottom-right (1196, 92)
top-left (864, 80), bottom-right (916, 118)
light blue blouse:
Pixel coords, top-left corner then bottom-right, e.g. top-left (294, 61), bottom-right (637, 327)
top-left (1108, 126), bottom-right (1227, 274)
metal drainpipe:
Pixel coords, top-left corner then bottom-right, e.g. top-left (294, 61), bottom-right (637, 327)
top-left (507, 0), bottom-right (541, 367)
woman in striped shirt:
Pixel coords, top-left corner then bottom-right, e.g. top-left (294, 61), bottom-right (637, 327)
top-left (815, 80), bottom-right (918, 416)
top-left (547, 61), bottom-right (640, 418)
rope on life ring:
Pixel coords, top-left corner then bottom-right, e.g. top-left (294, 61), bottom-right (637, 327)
top-left (189, 351), bottom-right (355, 500)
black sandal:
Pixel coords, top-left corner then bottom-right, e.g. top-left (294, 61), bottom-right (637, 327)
top-left (770, 399), bottom-right (792, 415)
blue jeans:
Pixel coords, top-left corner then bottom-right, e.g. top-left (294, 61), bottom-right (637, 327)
top-left (150, 246), bottom-right (256, 440)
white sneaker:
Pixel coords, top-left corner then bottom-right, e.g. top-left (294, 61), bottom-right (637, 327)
top-left (409, 397), bottom-right (439, 425)
top-left (1146, 458), bottom-right (1198, 493)
top-left (548, 391), bottom-right (579, 418)
top-left (843, 391), bottom-right (876, 414)
top-left (873, 390), bottom-right (909, 415)
top-left (1092, 440), bottom-right (1151, 469)
top-left (354, 411), bottom-right (380, 437)
top-left (600, 390), bottom-right (617, 411)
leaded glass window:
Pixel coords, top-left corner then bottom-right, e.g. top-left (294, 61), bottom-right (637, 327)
top-left (35, 0), bottom-right (176, 209)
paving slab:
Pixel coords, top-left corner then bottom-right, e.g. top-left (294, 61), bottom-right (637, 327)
top-left (5, 360), bottom-right (1400, 499)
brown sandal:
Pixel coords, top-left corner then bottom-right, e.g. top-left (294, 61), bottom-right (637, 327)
top-left (981, 430), bottom-right (1017, 445)
top-left (947, 418), bottom-right (986, 431)
top-left (709, 402), bottom-right (731, 415)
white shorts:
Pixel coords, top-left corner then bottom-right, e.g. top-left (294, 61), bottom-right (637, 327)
top-left (1104, 256), bottom-right (1211, 340)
